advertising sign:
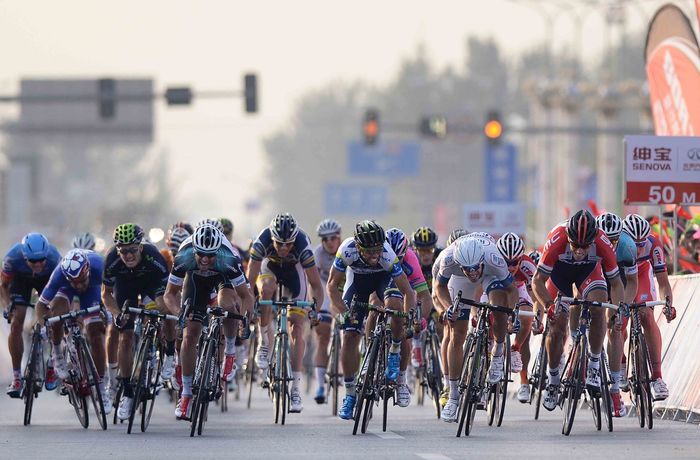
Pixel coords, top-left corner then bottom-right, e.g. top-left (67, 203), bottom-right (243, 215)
top-left (462, 202), bottom-right (525, 236)
top-left (624, 135), bottom-right (700, 205)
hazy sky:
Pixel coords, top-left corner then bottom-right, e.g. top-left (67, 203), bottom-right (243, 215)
top-left (0, 0), bottom-right (694, 233)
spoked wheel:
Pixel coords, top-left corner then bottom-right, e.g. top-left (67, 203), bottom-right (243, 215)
top-left (589, 388), bottom-right (602, 431)
top-left (142, 347), bottom-right (162, 432)
top-left (23, 372), bottom-right (36, 426)
top-left (353, 338), bottom-right (378, 435)
top-left (80, 342), bottom-right (107, 431)
top-left (67, 369), bottom-right (90, 428)
top-left (221, 378), bottom-right (228, 413)
top-left (562, 339), bottom-right (585, 436)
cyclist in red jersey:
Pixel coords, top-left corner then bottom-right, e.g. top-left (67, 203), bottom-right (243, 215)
top-left (532, 210), bottom-right (624, 411)
top-left (622, 214), bottom-right (675, 400)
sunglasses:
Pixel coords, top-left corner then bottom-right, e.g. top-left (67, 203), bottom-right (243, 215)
top-left (461, 264), bottom-right (482, 273)
top-left (568, 241), bottom-right (591, 250)
top-left (272, 240), bottom-right (294, 247)
top-left (117, 246), bottom-right (140, 255)
top-left (506, 259), bottom-right (521, 267)
top-left (26, 257), bottom-right (47, 264)
top-left (322, 235), bottom-right (339, 242)
top-left (635, 240), bottom-right (647, 247)
top-left (359, 246), bottom-right (383, 255)
top-left (195, 250), bottom-right (217, 258)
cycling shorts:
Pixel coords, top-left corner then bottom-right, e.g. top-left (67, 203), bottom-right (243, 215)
top-left (8, 273), bottom-right (50, 307)
top-left (182, 272), bottom-right (234, 325)
top-left (342, 270), bottom-right (402, 333)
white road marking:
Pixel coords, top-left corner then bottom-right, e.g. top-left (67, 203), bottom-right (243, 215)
top-left (416, 454), bottom-right (454, 460)
top-left (370, 429), bottom-right (405, 439)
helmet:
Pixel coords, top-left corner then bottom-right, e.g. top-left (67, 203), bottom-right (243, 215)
top-left (386, 228), bottom-right (409, 259)
top-left (72, 232), bottom-right (96, 251)
top-left (172, 221), bottom-right (194, 234)
top-left (60, 249), bottom-right (90, 280)
top-left (219, 218), bottom-right (234, 237)
top-left (166, 227), bottom-right (190, 253)
top-left (354, 220), bottom-right (385, 249)
top-left (20, 233), bottom-right (50, 260)
top-left (270, 213), bottom-right (299, 242)
top-left (528, 250), bottom-right (541, 265)
top-left (192, 224), bottom-right (223, 254)
top-left (113, 223), bottom-right (144, 246)
top-left (197, 218), bottom-right (224, 233)
top-left (412, 227), bottom-right (438, 248)
top-left (623, 214), bottom-right (650, 241)
top-left (496, 232), bottom-right (524, 261)
top-left (454, 237), bottom-right (485, 270)
top-left (596, 212), bottom-right (623, 239)
top-left (446, 228), bottom-right (468, 246)
top-left (566, 210), bottom-right (597, 246)
top-left (317, 218), bottom-right (341, 237)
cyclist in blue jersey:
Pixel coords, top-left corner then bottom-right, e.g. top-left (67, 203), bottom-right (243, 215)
top-left (35, 249), bottom-right (112, 414)
top-left (597, 212), bottom-right (639, 417)
top-left (1, 233), bottom-right (61, 397)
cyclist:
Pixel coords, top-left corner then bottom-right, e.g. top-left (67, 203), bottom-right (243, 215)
top-left (328, 220), bottom-right (417, 420)
top-left (622, 214), bottom-right (675, 401)
top-left (532, 209), bottom-right (624, 411)
top-left (36, 248), bottom-right (112, 414)
top-left (2, 233), bottom-right (61, 396)
top-left (219, 217), bottom-right (250, 269)
top-left (312, 218), bottom-right (342, 404)
top-left (162, 225), bottom-right (192, 271)
top-left (596, 212), bottom-right (638, 416)
top-left (101, 223), bottom-right (177, 420)
top-left (72, 232), bottom-right (96, 251)
top-left (496, 232), bottom-right (537, 403)
top-left (437, 234), bottom-right (517, 422)
top-left (247, 213), bottom-right (325, 413)
top-left (386, 227), bottom-right (434, 407)
top-left (165, 223), bottom-right (254, 420)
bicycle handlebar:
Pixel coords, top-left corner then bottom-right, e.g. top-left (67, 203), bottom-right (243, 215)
top-left (349, 300), bottom-right (409, 318)
top-left (560, 296), bottom-right (619, 311)
top-left (258, 299), bottom-right (315, 309)
top-left (206, 307), bottom-right (247, 322)
top-left (46, 306), bottom-right (102, 325)
top-left (125, 306), bottom-right (179, 322)
top-left (628, 300), bottom-right (666, 309)
top-left (457, 297), bottom-right (515, 316)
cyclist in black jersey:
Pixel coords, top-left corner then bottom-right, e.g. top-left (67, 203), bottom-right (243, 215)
top-left (101, 223), bottom-right (177, 421)
top-left (164, 224), bottom-right (254, 420)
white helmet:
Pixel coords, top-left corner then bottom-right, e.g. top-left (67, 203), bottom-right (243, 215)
top-left (193, 224), bottom-right (223, 254)
top-left (622, 214), bottom-right (650, 241)
top-left (72, 232), bottom-right (96, 251)
top-left (596, 213), bottom-right (623, 239)
top-left (196, 218), bottom-right (224, 233)
top-left (454, 237), bottom-right (485, 270)
top-left (496, 232), bottom-right (524, 261)
top-left (317, 218), bottom-right (341, 237)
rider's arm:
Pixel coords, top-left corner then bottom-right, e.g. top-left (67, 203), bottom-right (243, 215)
top-left (394, 273), bottom-right (416, 313)
top-left (246, 259), bottom-right (262, 295)
top-left (164, 282), bottom-right (182, 314)
top-left (532, 270), bottom-right (554, 311)
top-left (655, 270), bottom-right (673, 306)
top-left (101, 284), bottom-right (120, 317)
top-left (0, 276), bottom-right (10, 308)
top-left (416, 289), bottom-right (434, 320)
top-left (327, 266), bottom-right (346, 315)
top-left (305, 264), bottom-right (325, 310)
top-left (608, 274), bottom-right (624, 306)
top-left (234, 282), bottom-right (255, 318)
top-left (623, 271), bottom-right (638, 304)
top-left (435, 279), bottom-right (452, 313)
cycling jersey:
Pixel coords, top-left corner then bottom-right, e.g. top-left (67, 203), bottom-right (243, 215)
top-left (401, 248), bottom-right (428, 294)
top-left (634, 234), bottom-right (666, 273)
top-left (333, 238), bottom-right (403, 277)
top-left (314, 244), bottom-right (336, 315)
top-left (514, 254), bottom-right (537, 287)
top-left (250, 228), bottom-right (315, 268)
top-left (39, 251), bottom-right (104, 323)
top-left (2, 243), bottom-right (61, 307)
top-left (418, 246), bottom-right (442, 292)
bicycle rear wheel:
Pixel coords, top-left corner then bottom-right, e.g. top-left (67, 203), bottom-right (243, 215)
top-left (65, 345), bottom-right (90, 428)
top-left (562, 337), bottom-right (585, 436)
top-left (353, 337), bottom-right (378, 435)
top-left (79, 338), bottom-right (107, 430)
top-left (112, 382), bottom-right (123, 425)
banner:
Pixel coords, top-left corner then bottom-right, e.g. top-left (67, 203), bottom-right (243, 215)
top-left (644, 4), bottom-right (700, 136)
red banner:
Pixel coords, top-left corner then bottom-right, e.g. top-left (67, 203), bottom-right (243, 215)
top-left (645, 5), bottom-right (700, 136)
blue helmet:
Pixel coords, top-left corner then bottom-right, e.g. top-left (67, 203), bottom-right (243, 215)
top-left (21, 233), bottom-right (50, 260)
top-left (386, 228), bottom-right (409, 259)
top-left (60, 249), bottom-right (91, 280)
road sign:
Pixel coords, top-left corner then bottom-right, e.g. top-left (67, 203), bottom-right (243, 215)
top-left (484, 142), bottom-right (517, 202)
top-left (348, 141), bottom-right (419, 176)
top-left (462, 202), bottom-right (525, 236)
top-left (624, 135), bottom-right (700, 205)
top-left (324, 183), bottom-right (388, 215)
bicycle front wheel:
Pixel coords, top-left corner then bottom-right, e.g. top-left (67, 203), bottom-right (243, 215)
top-left (562, 337), bottom-right (585, 436)
top-left (128, 335), bottom-right (150, 434)
top-left (600, 352), bottom-right (613, 432)
top-left (533, 333), bottom-right (548, 420)
top-left (353, 337), bottom-right (378, 435)
top-left (23, 337), bottom-right (42, 426)
top-left (142, 343), bottom-right (162, 432)
top-left (496, 336), bottom-right (511, 427)
top-left (191, 338), bottom-right (214, 437)
top-left (80, 339), bottom-right (107, 431)
top-left (458, 334), bottom-right (481, 437)
top-left (637, 333), bottom-right (654, 430)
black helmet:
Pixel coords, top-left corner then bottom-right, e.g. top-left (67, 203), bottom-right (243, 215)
top-left (567, 209), bottom-right (597, 246)
top-left (270, 213), bottom-right (299, 242)
top-left (354, 220), bottom-right (385, 249)
top-left (446, 228), bottom-right (468, 246)
top-left (412, 226), bottom-right (438, 248)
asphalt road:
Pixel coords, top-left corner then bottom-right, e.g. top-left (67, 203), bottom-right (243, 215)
top-left (1, 378), bottom-right (698, 460)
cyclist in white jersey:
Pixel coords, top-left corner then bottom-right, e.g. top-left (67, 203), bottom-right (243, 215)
top-left (436, 234), bottom-right (517, 422)
top-left (312, 218), bottom-right (342, 404)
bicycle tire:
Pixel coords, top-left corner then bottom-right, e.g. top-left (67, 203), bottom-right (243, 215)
top-left (23, 367), bottom-right (35, 426)
top-left (271, 338), bottom-right (281, 424)
top-left (533, 332), bottom-right (548, 420)
top-left (190, 337), bottom-right (214, 437)
top-left (562, 337), bottom-right (585, 436)
top-left (353, 337), bottom-right (378, 435)
top-left (600, 352), bottom-right (613, 432)
top-left (590, 387), bottom-right (602, 431)
top-left (23, 335), bottom-right (42, 426)
top-left (66, 344), bottom-right (90, 428)
top-left (128, 335), bottom-right (150, 434)
top-left (246, 329), bottom-right (257, 410)
top-left (77, 335), bottom-right (107, 431)
top-left (638, 333), bottom-right (654, 430)
top-left (428, 333), bottom-right (442, 419)
top-left (280, 334), bottom-right (289, 426)
top-left (458, 334), bottom-right (481, 437)
top-left (327, 328), bottom-right (340, 416)
top-left (496, 336), bottom-right (511, 427)
top-left (112, 382), bottom-right (123, 425)
top-left (142, 341), bottom-right (162, 432)
top-left (455, 332), bottom-right (473, 428)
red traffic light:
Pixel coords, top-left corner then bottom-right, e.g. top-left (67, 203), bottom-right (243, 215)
top-left (363, 109), bottom-right (379, 145)
top-left (484, 120), bottom-right (503, 139)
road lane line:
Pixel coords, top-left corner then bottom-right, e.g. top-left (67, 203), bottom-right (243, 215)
top-left (416, 454), bottom-right (454, 460)
top-left (370, 430), bottom-right (405, 439)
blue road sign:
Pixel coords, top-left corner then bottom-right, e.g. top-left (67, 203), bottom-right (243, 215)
top-left (348, 141), bottom-right (419, 176)
top-left (485, 142), bottom-right (517, 202)
top-left (324, 183), bottom-right (388, 215)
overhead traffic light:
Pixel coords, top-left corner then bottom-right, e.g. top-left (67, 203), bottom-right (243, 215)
top-left (244, 73), bottom-right (258, 113)
top-left (484, 110), bottom-right (503, 145)
top-left (98, 78), bottom-right (116, 120)
top-left (420, 115), bottom-right (448, 139)
top-left (363, 109), bottom-right (379, 146)
top-left (165, 87), bottom-right (193, 105)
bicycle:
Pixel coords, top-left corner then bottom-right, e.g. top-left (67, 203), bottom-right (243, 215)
top-left (555, 295), bottom-right (619, 436)
top-left (529, 311), bottom-right (550, 420)
top-left (453, 294), bottom-right (532, 437)
top-left (258, 297), bottom-right (316, 425)
top-left (244, 320), bottom-right (259, 410)
top-left (625, 298), bottom-right (668, 430)
top-left (47, 306), bottom-right (107, 430)
top-left (351, 299), bottom-right (413, 436)
top-left (22, 316), bottom-right (47, 426)
top-left (323, 314), bottom-right (343, 416)
top-left (415, 312), bottom-right (443, 419)
top-left (122, 304), bottom-right (179, 434)
top-left (190, 306), bottom-right (247, 437)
